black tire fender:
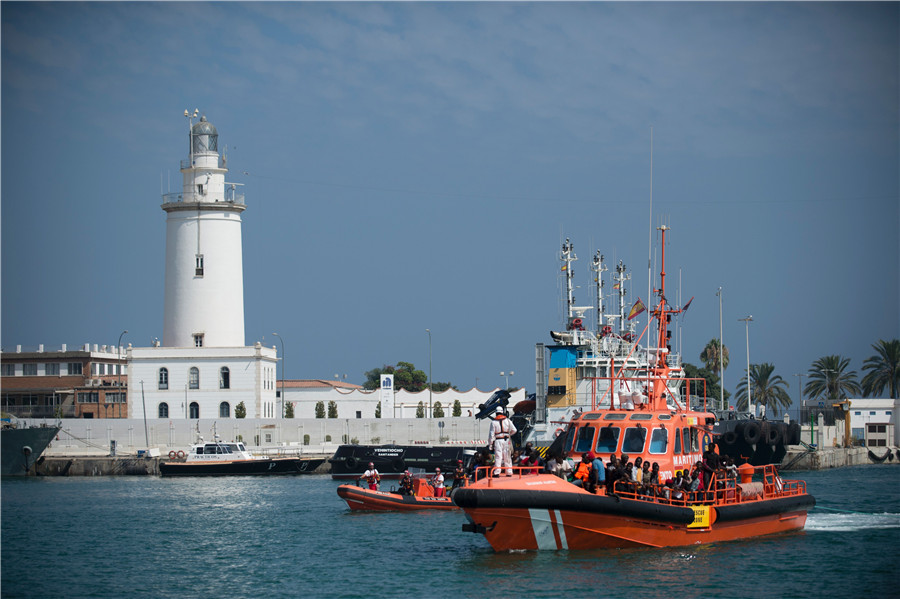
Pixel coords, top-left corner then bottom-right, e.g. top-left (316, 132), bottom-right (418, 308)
top-left (742, 421), bottom-right (761, 445)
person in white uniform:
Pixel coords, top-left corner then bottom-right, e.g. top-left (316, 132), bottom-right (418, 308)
top-left (488, 406), bottom-right (517, 476)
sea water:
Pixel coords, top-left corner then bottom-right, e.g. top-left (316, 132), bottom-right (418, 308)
top-left (2, 465), bottom-right (898, 598)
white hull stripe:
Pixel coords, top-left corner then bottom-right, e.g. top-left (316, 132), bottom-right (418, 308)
top-left (528, 509), bottom-right (568, 550)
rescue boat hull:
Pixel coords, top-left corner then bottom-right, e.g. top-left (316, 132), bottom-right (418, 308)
top-left (337, 484), bottom-right (459, 511)
top-left (454, 476), bottom-right (814, 551)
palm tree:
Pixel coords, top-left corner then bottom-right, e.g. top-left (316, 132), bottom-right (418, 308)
top-left (734, 363), bottom-right (792, 417)
top-left (700, 339), bottom-right (729, 377)
top-left (861, 339), bottom-right (900, 399)
top-left (804, 355), bottom-right (861, 401)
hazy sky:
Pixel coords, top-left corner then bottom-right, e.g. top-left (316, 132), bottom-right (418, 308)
top-left (2, 2), bottom-right (897, 407)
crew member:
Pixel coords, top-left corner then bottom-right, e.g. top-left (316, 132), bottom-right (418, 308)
top-left (431, 467), bottom-right (445, 497)
top-left (572, 452), bottom-right (592, 488)
top-left (489, 406), bottom-right (517, 476)
top-left (398, 470), bottom-right (413, 496)
top-left (451, 459), bottom-right (467, 493)
top-left (360, 462), bottom-right (381, 490)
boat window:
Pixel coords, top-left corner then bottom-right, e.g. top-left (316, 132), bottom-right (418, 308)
top-left (629, 414), bottom-right (653, 420)
top-left (574, 426), bottom-right (597, 453)
top-left (658, 414), bottom-right (672, 420)
top-left (604, 413), bottom-right (627, 420)
top-left (690, 428), bottom-right (699, 452)
top-left (683, 428), bottom-right (690, 454)
top-left (595, 426), bottom-right (620, 453)
top-left (582, 413), bottom-right (602, 420)
top-left (563, 426), bottom-right (576, 453)
top-left (622, 426), bottom-right (647, 454)
top-left (195, 447), bottom-right (204, 455)
top-left (674, 428), bottom-right (682, 454)
top-left (649, 426), bottom-right (668, 454)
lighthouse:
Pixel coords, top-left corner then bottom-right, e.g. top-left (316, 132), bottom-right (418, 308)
top-left (128, 112), bottom-right (277, 421)
top-left (162, 113), bottom-right (245, 348)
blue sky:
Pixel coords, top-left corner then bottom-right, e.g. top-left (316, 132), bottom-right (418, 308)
top-left (2, 2), bottom-right (897, 409)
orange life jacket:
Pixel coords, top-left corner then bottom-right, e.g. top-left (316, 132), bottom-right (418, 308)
top-left (574, 461), bottom-right (591, 482)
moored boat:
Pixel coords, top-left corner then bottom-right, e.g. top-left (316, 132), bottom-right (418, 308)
top-left (455, 226), bottom-right (815, 550)
top-left (160, 430), bottom-right (324, 476)
top-left (337, 475), bottom-right (458, 511)
top-left (329, 444), bottom-right (473, 479)
top-left (1, 419), bottom-right (61, 476)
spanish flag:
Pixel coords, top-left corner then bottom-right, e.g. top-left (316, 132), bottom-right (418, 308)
top-left (613, 283), bottom-right (620, 290)
top-left (561, 265), bottom-right (567, 272)
top-left (627, 298), bottom-right (646, 320)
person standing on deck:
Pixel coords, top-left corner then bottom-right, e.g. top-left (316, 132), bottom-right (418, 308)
top-left (489, 407), bottom-right (517, 476)
top-left (360, 462), bottom-right (381, 490)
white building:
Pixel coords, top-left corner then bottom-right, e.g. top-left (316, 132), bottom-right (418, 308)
top-left (128, 113), bottom-right (277, 420)
top-left (846, 398), bottom-right (895, 442)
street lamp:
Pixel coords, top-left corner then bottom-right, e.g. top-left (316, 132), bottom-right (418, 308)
top-left (716, 287), bottom-right (724, 411)
top-left (117, 330), bottom-right (128, 418)
top-left (500, 371), bottom-right (514, 389)
top-left (426, 329), bottom-right (432, 419)
top-left (738, 316), bottom-right (753, 416)
top-left (273, 333), bottom-right (285, 418)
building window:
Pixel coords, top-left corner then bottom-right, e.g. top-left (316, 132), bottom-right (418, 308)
top-left (193, 334), bottom-right (204, 348)
top-left (189, 402), bottom-right (199, 419)
top-left (45, 363), bottom-right (60, 375)
top-left (99, 363), bottom-right (106, 375)
top-left (106, 392), bottom-right (125, 404)
top-left (68, 362), bottom-right (83, 375)
top-left (158, 367), bottom-right (169, 390)
top-left (158, 402), bottom-right (169, 418)
top-left (870, 411), bottom-right (876, 416)
top-left (195, 254), bottom-right (204, 277)
top-left (189, 367), bottom-right (200, 389)
top-left (219, 367), bottom-right (230, 389)
top-left (77, 392), bottom-right (99, 403)
top-left (1, 364), bottom-right (14, 376)
top-left (23, 363), bottom-right (37, 376)
top-left (265, 433), bottom-right (272, 443)
top-left (219, 402), bottom-right (230, 418)
top-left (855, 411), bottom-right (861, 416)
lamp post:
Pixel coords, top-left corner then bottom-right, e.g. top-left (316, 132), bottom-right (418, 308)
top-left (738, 316), bottom-right (753, 416)
top-left (117, 330), bottom-right (127, 419)
top-left (793, 373), bottom-right (806, 424)
top-left (273, 333), bottom-right (285, 418)
top-left (426, 329), bottom-right (432, 419)
top-left (716, 287), bottom-right (724, 411)
top-left (500, 371), bottom-right (514, 389)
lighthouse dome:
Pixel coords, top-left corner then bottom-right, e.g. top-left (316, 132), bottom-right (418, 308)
top-left (191, 116), bottom-right (218, 153)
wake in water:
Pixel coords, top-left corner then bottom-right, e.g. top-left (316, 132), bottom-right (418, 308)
top-left (806, 511), bottom-right (900, 532)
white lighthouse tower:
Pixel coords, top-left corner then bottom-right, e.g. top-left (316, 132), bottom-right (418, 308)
top-left (128, 112), bottom-right (278, 422)
top-left (162, 112), bottom-right (245, 348)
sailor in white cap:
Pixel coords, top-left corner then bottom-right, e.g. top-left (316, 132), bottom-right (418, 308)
top-left (488, 406), bottom-right (517, 476)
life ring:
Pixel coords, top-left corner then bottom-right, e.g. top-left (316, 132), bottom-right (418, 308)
top-left (345, 457), bottom-right (358, 470)
top-left (741, 421), bottom-right (761, 445)
top-left (168, 450), bottom-right (177, 459)
top-left (176, 450), bottom-right (186, 459)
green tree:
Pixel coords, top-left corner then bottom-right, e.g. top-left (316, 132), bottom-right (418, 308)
top-left (364, 362), bottom-right (451, 392)
top-left (315, 401), bottom-right (325, 419)
top-left (734, 363), bottom-right (792, 417)
top-left (700, 339), bottom-right (730, 377)
top-left (375, 401), bottom-right (381, 418)
top-left (861, 339), bottom-right (900, 399)
top-left (327, 400), bottom-right (338, 418)
top-left (284, 402), bottom-right (295, 418)
top-left (452, 399), bottom-right (462, 417)
top-left (805, 355), bottom-right (861, 401)
top-left (235, 401), bottom-right (246, 419)
top-left (416, 401), bottom-right (425, 418)
top-left (433, 401), bottom-right (444, 418)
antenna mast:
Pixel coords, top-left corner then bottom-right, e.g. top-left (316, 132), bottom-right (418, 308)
top-left (591, 251), bottom-right (606, 334)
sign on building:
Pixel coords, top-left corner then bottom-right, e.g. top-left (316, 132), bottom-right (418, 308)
top-left (380, 374), bottom-right (395, 419)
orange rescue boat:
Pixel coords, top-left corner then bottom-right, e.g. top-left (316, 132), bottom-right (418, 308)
top-left (338, 475), bottom-right (459, 512)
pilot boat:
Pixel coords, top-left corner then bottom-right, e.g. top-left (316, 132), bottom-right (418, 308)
top-left (160, 426), bottom-right (324, 476)
top-left (454, 226), bottom-right (815, 550)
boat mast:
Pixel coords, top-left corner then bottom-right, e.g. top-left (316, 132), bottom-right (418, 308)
top-left (591, 250), bottom-right (606, 334)
top-left (615, 261), bottom-right (630, 335)
top-left (650, 224), bottom-right (676, 411)
top-left (561, 238), bottom-right (577, 324)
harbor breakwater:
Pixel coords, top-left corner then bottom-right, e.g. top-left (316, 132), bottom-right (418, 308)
top-left (29, 445), bottom-right (898, 476)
